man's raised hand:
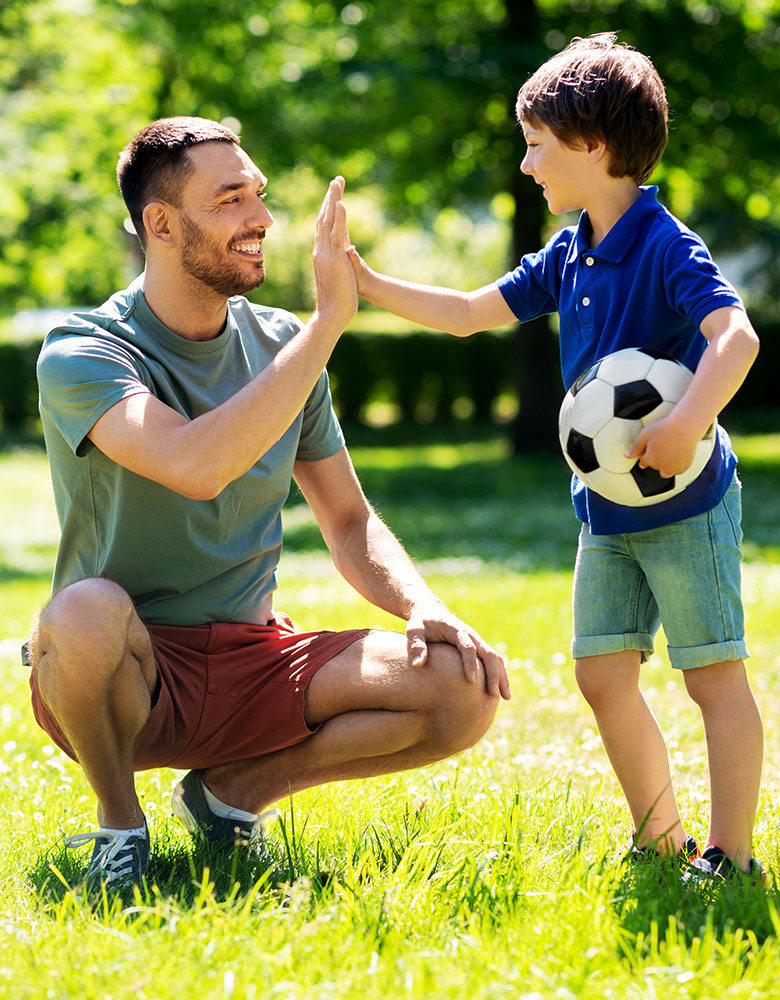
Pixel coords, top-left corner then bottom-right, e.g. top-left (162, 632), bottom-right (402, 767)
top-left (313, 176), bottom-right (358, 330)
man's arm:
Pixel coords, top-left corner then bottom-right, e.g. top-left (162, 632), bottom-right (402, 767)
top-left (293, 447), bottom-right (510, 700)
top-left (88, 178), bottom-right (356, 500)
top-left (626, 306), bottom-right (759, 478)
top-left (346, 246), bottom-right (516, 336)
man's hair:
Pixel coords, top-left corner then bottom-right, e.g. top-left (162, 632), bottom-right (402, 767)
top-left (516, 33), bottom-right (668, 184)
top-left (116, 116), bottom-right (240, 248)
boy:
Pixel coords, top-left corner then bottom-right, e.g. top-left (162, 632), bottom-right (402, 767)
top-left (347, 34), bottom-right (764, 880)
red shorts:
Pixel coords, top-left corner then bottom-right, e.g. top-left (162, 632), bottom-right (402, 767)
top-left (29, 613), bottom-right (370, 771)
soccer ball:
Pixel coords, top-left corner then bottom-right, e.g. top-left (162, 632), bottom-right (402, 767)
top-left (558, 348), bottom-right (716, 507)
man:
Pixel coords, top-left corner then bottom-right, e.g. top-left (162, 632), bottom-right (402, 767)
top-left (27, 117), bottom-right (510, 889)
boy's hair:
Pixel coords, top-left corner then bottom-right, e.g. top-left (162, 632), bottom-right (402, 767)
top-left (516, 33), bottom-right (668, 184)
top-left (117, 116), bottom-right (241, 249)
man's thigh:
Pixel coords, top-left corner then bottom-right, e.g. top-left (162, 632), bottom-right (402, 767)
top-left (304, 629), bottom-right (474, 726)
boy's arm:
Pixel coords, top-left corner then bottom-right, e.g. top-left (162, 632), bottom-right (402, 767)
top-left (347, 246), bottom-right (516, 336)
top-left (626, 306), bottom-right (759, 478)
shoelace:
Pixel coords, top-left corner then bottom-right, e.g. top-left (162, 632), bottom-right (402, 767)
top-left (230, 808), bottom-right (281, 845)
top-left (65, 829), bottom-right (146, 884)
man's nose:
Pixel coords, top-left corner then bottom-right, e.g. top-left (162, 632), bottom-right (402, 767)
top-left (249, 200), bottom-right (274, 230)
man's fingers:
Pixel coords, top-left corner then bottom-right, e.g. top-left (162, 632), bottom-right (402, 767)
top-left (316, 176), bottom-right (343, 232)
top-left (405, 620), bottom-right (429, 667)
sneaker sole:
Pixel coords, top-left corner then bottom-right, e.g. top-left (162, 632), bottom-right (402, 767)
top-left (171, 780), bottom-right (202, 837)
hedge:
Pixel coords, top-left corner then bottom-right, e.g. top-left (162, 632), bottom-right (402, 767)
top-left (0, 329), bottom-right (516, 434)
top-left (1, 321), bottom-right (777, 435)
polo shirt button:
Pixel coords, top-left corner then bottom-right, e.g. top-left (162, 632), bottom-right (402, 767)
top-left (582, 296), bottom-right (591, 306)
top-left (585, 256), bottom-right (595, 266)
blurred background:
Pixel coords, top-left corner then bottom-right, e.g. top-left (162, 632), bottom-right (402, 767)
top-left (1, 0), bottom-right (778, 447)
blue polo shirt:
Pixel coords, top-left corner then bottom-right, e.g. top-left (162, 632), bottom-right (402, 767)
top-left (497, 186), bottom-right (743, 534)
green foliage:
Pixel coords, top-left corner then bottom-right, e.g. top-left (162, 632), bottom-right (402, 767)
top-left (0, 0), bottom-right (156, 309)
top-left (540, 0), bottom-right (780, 315)
top-left (4, 0), bottom-right (779, 314)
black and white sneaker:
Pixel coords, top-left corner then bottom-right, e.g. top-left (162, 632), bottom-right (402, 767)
top-left (171, 769), bottom-right (278, 852)
top-left (65, 823), bottom-right (150, 889)
top-left (623, 834), bottom-right (699, 865)
top-left (685, 845), bottom-right (766, 886)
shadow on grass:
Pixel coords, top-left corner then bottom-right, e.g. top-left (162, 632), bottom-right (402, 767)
top-left (0, 562), bottom-right (55, 585)
top-left (612, 861), bottom-right (780, 956)
top-left (25, 805), bottom-right (434, 918)
top-left (26, 827), bottom-right (333, 916)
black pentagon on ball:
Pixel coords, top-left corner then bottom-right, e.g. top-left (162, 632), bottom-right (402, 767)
top-left (630, 462), bottom-right (675, 497)
top-left (566, 428), bottom-right (599, 473)
top-left (636, 347), bottom-right (676, 362)
top-left (569, 361), bottom-right (601, 397)
top-left (613, 379), bottom-right (663, 420)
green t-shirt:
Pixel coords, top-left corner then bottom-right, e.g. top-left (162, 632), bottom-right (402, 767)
top-left (37, 277), bottom-right (345, 625)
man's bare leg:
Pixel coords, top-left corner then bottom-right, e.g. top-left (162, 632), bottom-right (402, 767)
top-left (31, 578), bottom-right (156, 830)
top-left (192, 631), bottom-right (500, 815)
top-left (32, 581), bottom-right (499, 828)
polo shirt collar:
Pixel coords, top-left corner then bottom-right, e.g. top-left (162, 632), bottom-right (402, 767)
top-left (573, 185), bottom-right (663, 263)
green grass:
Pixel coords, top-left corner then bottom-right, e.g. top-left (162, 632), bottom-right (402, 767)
top-left (2, 426), bottom-right (780, 998)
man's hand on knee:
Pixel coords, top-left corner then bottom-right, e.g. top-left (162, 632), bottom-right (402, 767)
top-left (404, 603), bottom-right (510, 701)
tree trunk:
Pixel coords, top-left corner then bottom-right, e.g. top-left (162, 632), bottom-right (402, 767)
top-left (506, 0), bottom-right (563, 452)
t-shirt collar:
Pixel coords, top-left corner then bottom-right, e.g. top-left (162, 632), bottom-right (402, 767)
top-left (130, 277), bottom-right (237, 356)
top-left (573, 185), bottom-right (662, 263)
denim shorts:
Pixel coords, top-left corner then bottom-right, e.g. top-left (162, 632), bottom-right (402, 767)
top-left (572, 478), bottom-right (748, 670)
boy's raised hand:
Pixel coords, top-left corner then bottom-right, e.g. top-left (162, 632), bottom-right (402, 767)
top-left (346, 243), bottom-right (373, 296)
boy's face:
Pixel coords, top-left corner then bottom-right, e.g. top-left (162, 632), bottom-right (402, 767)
top-left (520, 122), bottom-right (597, 216)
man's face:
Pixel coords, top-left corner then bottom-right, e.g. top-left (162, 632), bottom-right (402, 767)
top-left (176, 141), bottom-right (274, 297)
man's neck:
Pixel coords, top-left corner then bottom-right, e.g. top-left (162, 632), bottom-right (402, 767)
top-left (142, 267), bottom-right (229, 341)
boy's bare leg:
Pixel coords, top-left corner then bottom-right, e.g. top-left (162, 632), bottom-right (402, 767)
top-left (683, 659), bottom-right (763, 871)
top-left (576, 650), bottom-right (686, 853)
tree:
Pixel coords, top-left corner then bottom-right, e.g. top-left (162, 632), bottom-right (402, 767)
top-left (3, 0), bottom-right (779, 444)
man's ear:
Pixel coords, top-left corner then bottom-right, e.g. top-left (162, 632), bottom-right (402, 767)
top-left (142, 202), bottom-right (177, 248)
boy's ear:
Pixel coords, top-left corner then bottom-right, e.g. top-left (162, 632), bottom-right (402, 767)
top-left (142, 202), bottom-right (177, 248)
top-left (586, 139), bottom-right (609, 164)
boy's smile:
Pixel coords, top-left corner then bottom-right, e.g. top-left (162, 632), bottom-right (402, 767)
top-left (520, 122), bottom-right (593, 216)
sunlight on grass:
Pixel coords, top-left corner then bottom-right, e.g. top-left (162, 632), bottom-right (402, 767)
top-left (2, 435), bottom-right (780, 998)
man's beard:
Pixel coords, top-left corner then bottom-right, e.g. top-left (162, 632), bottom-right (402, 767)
top-left (179, 213), bottom-right (266, 298)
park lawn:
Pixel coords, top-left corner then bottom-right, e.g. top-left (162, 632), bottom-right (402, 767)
top-left (1, 429), bottom-right (780, 999)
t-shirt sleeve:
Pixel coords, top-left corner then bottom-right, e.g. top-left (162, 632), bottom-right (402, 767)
top-left (661, 230), bottom-right (745, 331)
top-left (37, 329), bottom-right (151, 455)
top-left (294, 368), bottom-right (345, 462)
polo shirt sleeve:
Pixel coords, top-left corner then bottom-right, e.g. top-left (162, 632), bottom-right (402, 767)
top-left (661, 230), bottom-right (744, 332)
top-left (37, 328), bottom-right (150, 456)
top-left (496, 238), bottom-right (563, 322)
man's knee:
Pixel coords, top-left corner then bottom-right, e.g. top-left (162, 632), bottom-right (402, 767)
top-left (33, 577), bottom-right (151, 693)
top-left (425, 642), bottom-right (499, 756)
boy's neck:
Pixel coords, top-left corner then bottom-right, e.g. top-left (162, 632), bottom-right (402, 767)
top-left (585, 180), bottom-right (643, 248)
